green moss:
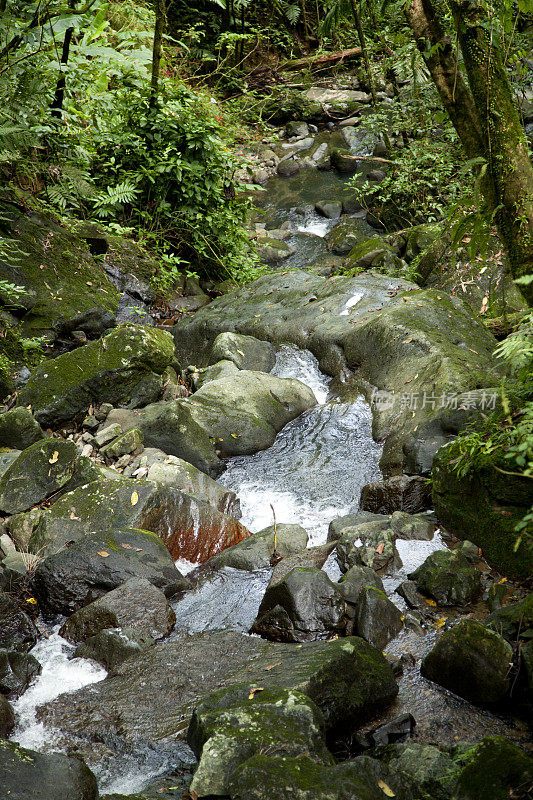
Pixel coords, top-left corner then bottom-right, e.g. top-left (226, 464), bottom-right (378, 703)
top-left (452, 736), bottom-right (533, 800)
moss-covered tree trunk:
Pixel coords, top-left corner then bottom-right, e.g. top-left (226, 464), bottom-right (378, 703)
top-left (404, 0), bottom-right (533, 304)
top-left (450, 0), bottom-right (533, 301)
top-left (350, 0), bottom-right (378, 106)
top-left (151, 0), bottom-right (167, 100)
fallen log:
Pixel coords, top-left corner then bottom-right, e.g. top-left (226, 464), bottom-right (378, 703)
top-left (279, 47), bottom-right (362, 72)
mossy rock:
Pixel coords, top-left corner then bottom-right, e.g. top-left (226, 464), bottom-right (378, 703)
top-left (432, 441), bottom-right (533, 580)
top-left (409, 549), bottom-right (482, 606)
top-left (0, 407), bottom-right (44, 450)
top-left (375, 741), bottom-right (462, 800)
top-left (208, 523), bottom-right (308, 571)
top-left (0, 738), bottom-right (98, 799)
top-left (17, 325), bottom-right (175, 427)
top-left (188, 684), bottom-right (333, 796)
top-left (0, 203), bottom-right (119, 338)
top-left (0, 438), bottom-right (79, 514)
top-left (229, 753), bottom-right (418, 800)
top-left (354, 586), bottom-right (403, 649)
top-left (254, 88), bottom-right (323, 125)
top-left (421, 620), bottom-right (513, 705)
top-left (451, 736), bottom-right (533, 800)
top-left (486, 594), bottom-right (533, 643)
top-left (209, 332), bottom-right (275, 372)
top-left (326, 218), bottom-right (377, 255)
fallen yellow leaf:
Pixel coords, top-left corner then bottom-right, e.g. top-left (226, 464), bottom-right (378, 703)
top-left (424, 598), bottom-right (437, 607)
top-left (378, 779), bottom-right (395, 797)
top-left (97, 551), bottom-right (110, 557)
top-left (131, 491), bottom-right (139, 506)
top-left (248, 687), bottom-right (264, 699)
top-left (48, 451), bottom-right (59, 464)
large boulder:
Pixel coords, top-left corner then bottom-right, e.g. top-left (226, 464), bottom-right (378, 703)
top-left (229, 753), bottom-right (418, 800)
top-left (376, 741), bottom-right (462, 800)
top-left (0, 648), bottom-right (41, 697)
top-left (170, 270), bottom-right (501, 473)
top-left (432, 441), bottom-right (533, 580)
top-left (409, 550), bottom-right (482, 606)
top-left (354, 586), bottom-right (403, 650)
top-left (106, 369), bottom-right (316, 475)
top-left (0, 200), bottom-right (119, 338)
top-left (30, 478), bottom-right (249, 562)
top-left (208, 523), bottom-right (308, 571)
top-left (17, 325), bottom-right (175, 426)
top-left (209, 332), bottom-right (276, 372)
top-left (326, 218), bottom-right (377, 254)
top-left (486, 594), bottom-right (533, 643)
top-left (360, 475), bottom-right (432, 514)
top-left (0, 407), bottom-right (45, 450)
top-left (0, 739), bottom-right (98, 800)
top-left (32, 528), bottom-right (189, 615)
top-left (335, 522), bottom-right (402, 575)
top-left (59, 577), bottom-right (176, 644)
top-left (187, 685), bottom-right (333, 797)
top-left (0, 438), bottom-right (80, 514)
top-left (38, 631), bottom-right (398, 760)
top-left (451, 736), bottom-right (533, 800)
top-left (0, 693), bottom-right (14, 736)
top-left (0, 590), bottom-right (37, 650)
top-left (251, 567), bottom-right (348, 642)
top-left (421, 620), bottom-right (513, 705)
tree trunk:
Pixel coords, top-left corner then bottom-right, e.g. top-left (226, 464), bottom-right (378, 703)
top-left (404, 0), bottom-right (533, 303)
top-left (150, 0), bottom-right (167, 102)
top-left (450, 0), bottom-right (533, 298)
top-left (51, 24), bottom-right (74, 119)
top-left (349, 0), bottom-right (378, 105)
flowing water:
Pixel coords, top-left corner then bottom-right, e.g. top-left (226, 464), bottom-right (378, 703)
top-left (9, 162), bottom-right (530, 793)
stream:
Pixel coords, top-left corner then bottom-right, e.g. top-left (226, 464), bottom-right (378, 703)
top-left (9, 165), bottom-right (531, 794)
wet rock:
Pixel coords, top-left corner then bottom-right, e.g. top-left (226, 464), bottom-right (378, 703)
top-left (328, 511), bottom-right (388, 540)
top-left (356, 713), bottom-right (416, 751)
top-left (330, 148), bottom-right (359, 174)
top-left (108, 370), bottom-right (316, 475)
top-left (0, 738), bottom-right (98, 799)
top-left (421, 620), bottom-right (513, 705)
top-left (410, 550), bottom-right (482, 606)
top-left (0, 590), bottom-right (37, 650)
top-left (5, 508), bottom-right (45, 552)
top-left (209, 331), bottom-right (275, 372)
top-left (251, 567), bottom-right (348, 642)
top-left (256, 237), bottom-right (295, 262)
top-left (433, 442), bottom-right (533, 580)
top-left (33, 528), bottom-right (189, 615)
top-left (338, 565), bottom-right (384, 605)
top-left (30, 478), bottom-right (249, 562)
top-left (208, 523), bottom-right (308, 571)
top-left (376, 741), bottom-right (461, 800)
top-left (39, 632), bottom-right (398, 748)
top-left (451, 736), bottom-right (533, 800)
top-left (187, 685), bottom-right (333, 797)
top-left (59, 577), bottom-right (176, 644)
top-left (395, 580), bottom-right (426, 610)
top-left (0, 203), bottom-right (118, 339)
top-left (390, 511), bottom-right (435, 540)
top-left (0, 693), bottom-right (14, 736)
top-left (326, 218), bottom-right (376, 254)
top-left (17, 325), bottom-right (175, 427)
top-left (0, 438), bottom-right (81, 514)
top-left (354, 586), bottom-right (403, 649)
top-left (170, 270), bottom-right (501, 474)
top-left (0, 648), bottom-right (41, 697)
top-left (315, 201), bottom-right (342, 219)
top-left (269, 542), bottom-right (336, 586)
top-left (277, 159), bottom-right (300, 177)
top-left (188, 358), bottom-right (239, 390)
top-left (229, 753), bottom-right (418, 800)
top-left (74, 627), bottom-right (154, 672)
top-left (360, 475), bottom-right (432, 515)
top-left (0, 407), bottom-right (45, 450)
top-left (336, 523), bottom-right (402, 574)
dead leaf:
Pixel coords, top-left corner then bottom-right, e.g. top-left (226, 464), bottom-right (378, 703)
top-left (424, 598), bottom-right (437, 607)
top-left (86, 281), bottom-right (93, 286)
top-left (134, 547), bottom-right (143, 552)
top-left (248, 687), bottom-right (264, 699)
top-left (404, 373), bottom-right (418, 384)
top-left (434, 617), bottom-right (447, 629)
top-left (121, 543), bottom-right (133, 549)
top-left (69, 511), bottom-right (80, 520)
top-left (130, 491), bottom-right (139, 506)
top-left (375, 543), bottom-right (385, 554)
top-left (265, 662), bottom-right (282, 671)
top-left (48, 451), bottom-right (59, 464)
top-left (378, 779), bottom-right (396, 797)
top-left (97, 551), bottom-right (110, 557)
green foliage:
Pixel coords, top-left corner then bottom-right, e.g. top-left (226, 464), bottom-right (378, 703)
top-left (449, 313), bottom-right (533, 543)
